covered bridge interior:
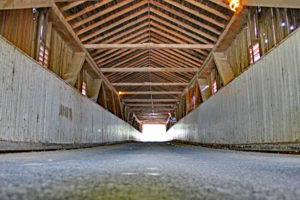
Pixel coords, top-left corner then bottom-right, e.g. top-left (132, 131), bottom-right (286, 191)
top-left (0, 0), bottom-right (300, 199)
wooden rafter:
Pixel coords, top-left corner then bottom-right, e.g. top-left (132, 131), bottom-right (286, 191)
top-left (208, 0), bottom-right (230, 9)
top-left (101, 68), bottom-right (198, 73)
top-left (123, 99), bottom-right (179, 102)
top-left (150, 61), bottom-right (193, 82)
top-left (150, 14), bottom-right (214, 45)
top-left (107, 62), bottom-right (149, 82)
top-left (74, 0), bottom-right (147, 33)
top-left (152, 1), bottom-right (222, 38)
top-left (150, 27), bottom-right (209, 57)
top-left (151, 36), bottom-right (204, 62)
top-left (131, 108), bottom-right (173, 111)
top-left (65, 0), bottom-right (114, 21)
top-left (101, 49), bottom-right (144, 66)
top-left (93, 33), bottom-right (149, 61)
top-left (123, 91), bottom-right (182, 95)
top-left (101, 49), bottom-right (148, 68)
top-left (127, 104), bottom-right (175, 107)
top-left (85, 43), bottom-right (214, 49)
top-left (100, 50), bottom-right (148, 69)
top-left (90, 21), bottom-right (149, 47)
top-left (150, 50), bottom-right (199, 68)
top-left (61, 1), bottom-right (85, 12)
top-left (149, 60), bottom-right (194, 82)
top-left (150, 5), bottom-right (219, 41)
top-left (87, 16), bottom-right (149, 44)
top-left (96, 25), bottom-right (149, 50)
top-left (83, 9), bottom-right (148, 43)
top-left (113, 82), bottom-right (187, 86)
top-left (150, 20), bottom-right (216, 44)
top-left (153, 49), bottom-right (200, 68)
top-left (92, 29), bottom-right (149, 58)
top-left (149, 54), bottom-right (195, 76)
top-left (106, 62), bottom-right (149, 80)
top-left (149, 58), bottom-right (195, 81)
top-left (184, 0), bottom-right (230, 20)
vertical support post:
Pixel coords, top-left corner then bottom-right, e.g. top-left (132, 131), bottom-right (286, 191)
top-left (98, 84), bottom-right (107, 109)
top-left (110, 90), bottom-right (116, 115)
top-left (195, 81), bottom-right (202, 107)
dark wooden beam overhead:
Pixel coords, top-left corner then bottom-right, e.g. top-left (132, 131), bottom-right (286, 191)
top-left (113, 83), bottom-right (188, 86)
top-left (101, 68), bottom-right (198, 73)
top-left (85, 44), bottom-right (214, 49)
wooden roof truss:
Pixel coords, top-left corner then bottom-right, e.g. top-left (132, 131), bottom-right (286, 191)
top-left (55, 0), bottom-right (234, 123)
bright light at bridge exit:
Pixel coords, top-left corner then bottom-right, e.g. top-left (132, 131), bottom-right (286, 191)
top-left (141, 124), bottom-right (171, 142)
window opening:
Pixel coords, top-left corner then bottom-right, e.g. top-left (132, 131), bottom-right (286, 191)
top-left (82, 82), bottom-right (87, 96)
top-left (38, 42), bottom-right (49, 67)
top-left (250, 42), bottom-right (261, 64)
top-left (212, 80), bottom-right (218, 94)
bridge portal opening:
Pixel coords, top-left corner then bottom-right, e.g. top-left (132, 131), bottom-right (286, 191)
top-left (141, 124), bottom-right (170, 142)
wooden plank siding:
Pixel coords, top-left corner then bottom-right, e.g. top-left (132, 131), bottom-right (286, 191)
top-left (0, 9), bottom-right (37, 58)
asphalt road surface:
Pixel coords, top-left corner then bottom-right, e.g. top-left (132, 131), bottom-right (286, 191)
top-left (1, 143), bottom-right (300, 200)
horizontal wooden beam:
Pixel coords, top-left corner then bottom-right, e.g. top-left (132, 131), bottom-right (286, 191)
top-left (135, 110), bottom-right (170, 113)
top-left (134, 109), bottom-right (171, 112)
top-left (131, 108), bottom-right (173, 111)
top-left (113, 82), bottom-right (188, 86)
top-left (123, 91), bottom-right (182, 95)
top-left (139, 117), bottom-right (168, 120)
top-left (136, 115), bottom-right (169, 117)
top-left (137, 111), bottom-right (169, 114)
top-left (127, 104), bottom-right (175, 107)
top-left (101, 68), bottom-right (198, 73)
top-left (134, 114), bottom-right (170, 117)
top-left (241, 0), bottom-right (300, 8)
top-left (137, 113), bottom-right (169, 115)
top-left (123, 99), bottom-right (178, 102)
top-left (85, 44), bottom-right (214, 49)
top-left (142, 121), bottom-right (167, 124)
top-left (133, 112), bottom-right (171, 114)
top-left (140, 119), bottom-right (168, 121)
top-left (137, 114), bottom-right (169, 117)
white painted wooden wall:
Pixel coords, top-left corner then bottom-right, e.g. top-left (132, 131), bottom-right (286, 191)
top-left (168, 29), bottom-right (300, 145)
top-left (0, 35), bottom-right (140, 148)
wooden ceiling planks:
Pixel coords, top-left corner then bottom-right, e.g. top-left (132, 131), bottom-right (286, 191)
top-left (83, 9), bottom-right (149, 43)
top-left (65, 0), bottom-right (114, 21)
